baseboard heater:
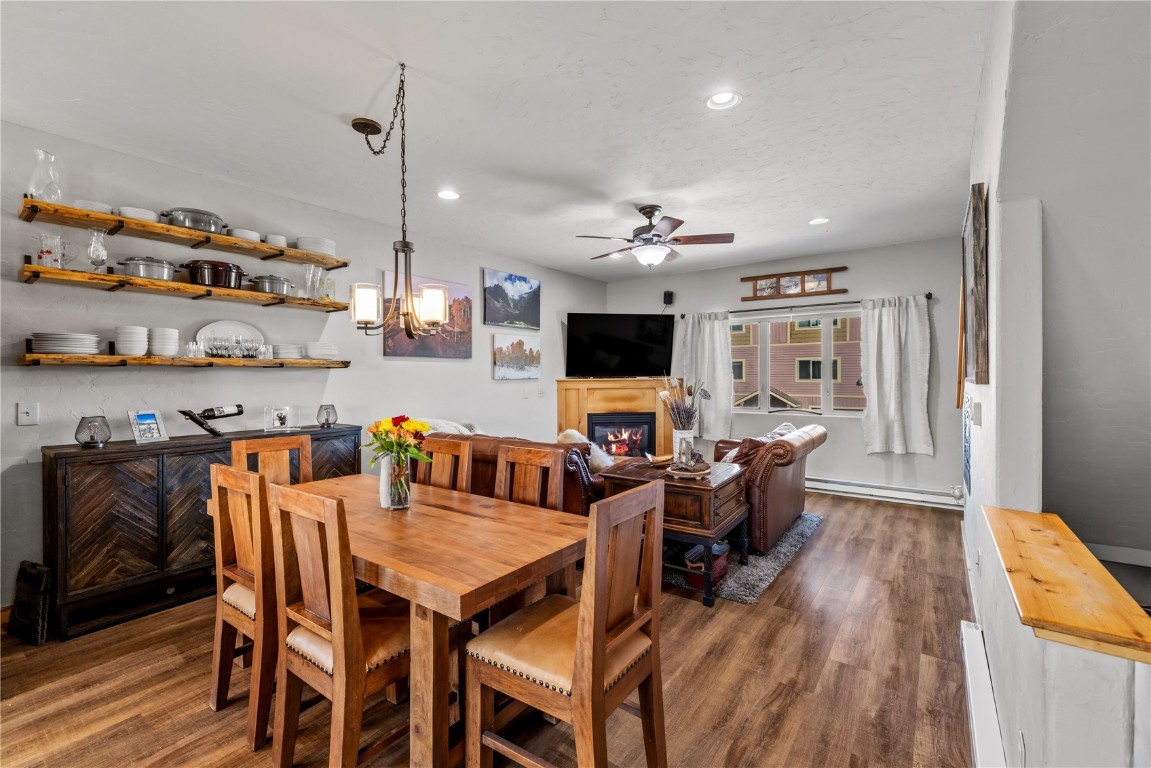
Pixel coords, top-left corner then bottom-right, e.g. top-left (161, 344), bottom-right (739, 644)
top-left (806, 476), bottom-right (963, 508)
top-left (961, 621), bottom-right (1007, 767)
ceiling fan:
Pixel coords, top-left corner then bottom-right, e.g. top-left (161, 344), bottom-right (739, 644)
top-left (578, 204), bottom-right (735, 266)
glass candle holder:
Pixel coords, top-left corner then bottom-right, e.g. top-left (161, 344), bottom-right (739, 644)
top-left (316, 404), bottom-right (338, 428)
top-left (75, 416), bottom-right (112, 448)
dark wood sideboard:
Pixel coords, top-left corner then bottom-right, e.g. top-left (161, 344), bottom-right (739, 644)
top-left (42, 424), bottom-right (361, 638)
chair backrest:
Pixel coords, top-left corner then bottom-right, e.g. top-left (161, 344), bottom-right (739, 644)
top-left (231, 436), bottom-right (313, 486)
top-left (493, 444), bottom-right (564, 510)
top-left (574, 480), bottom-right (664, 697)
top-left (267, 483), bottom-right (362, 673)
top-left (414, 437), bottom-right (473, 492)
top-left (211, 464), bottom-right (272, 600)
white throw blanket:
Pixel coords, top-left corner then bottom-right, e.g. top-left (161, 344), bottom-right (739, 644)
top-left (860, 295), bottom-right (934, 455)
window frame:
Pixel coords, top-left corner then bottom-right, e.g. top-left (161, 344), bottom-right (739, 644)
top-left (795, 357), bottom-right (841, 382)
top-left (729, 308), bottom-right (863, 418)
top-left (732, 359), bottom-right (746, 382)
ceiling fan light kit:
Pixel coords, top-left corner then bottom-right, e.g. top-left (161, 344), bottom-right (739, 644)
top-left (578, 203), bottom-right (735, 268)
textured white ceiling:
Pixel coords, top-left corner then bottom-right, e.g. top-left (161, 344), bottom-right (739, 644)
top-left (1, 2), bottom-right (991, 280)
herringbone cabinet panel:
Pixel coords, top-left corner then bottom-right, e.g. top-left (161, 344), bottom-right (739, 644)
top-left (65, 457), bottom-right (160, 593)
top-left (312, 434), bottom-right (360, 480)
top-left (164, 449), bottom-right (228, 569)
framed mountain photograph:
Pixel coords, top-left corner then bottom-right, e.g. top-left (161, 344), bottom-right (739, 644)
top-left (483, 268), bottom-right (541, 330)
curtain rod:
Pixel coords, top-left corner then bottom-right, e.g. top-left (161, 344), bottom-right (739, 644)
top-left (680, 292), bottom-right (932, 318)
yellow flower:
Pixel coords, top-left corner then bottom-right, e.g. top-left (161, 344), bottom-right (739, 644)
top-left (402, 419), bottom-right (430, 433)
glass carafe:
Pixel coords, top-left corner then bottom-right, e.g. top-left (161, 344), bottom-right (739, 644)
top-left (27, 149), bottom-right (63, 202)
top-left (86, 229), bottom-right (108, 271)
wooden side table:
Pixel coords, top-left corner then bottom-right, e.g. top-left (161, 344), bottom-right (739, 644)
top-left (600, 462), bottom-right (749, 606)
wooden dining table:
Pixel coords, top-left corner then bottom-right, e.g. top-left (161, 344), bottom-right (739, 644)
top-left (289, 473), bottom-right (589, 767)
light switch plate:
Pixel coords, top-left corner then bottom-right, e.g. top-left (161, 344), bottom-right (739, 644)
top-left (16, 402), bottom-right (39, 426)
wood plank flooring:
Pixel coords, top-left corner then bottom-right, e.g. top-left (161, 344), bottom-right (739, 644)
top-left (0, 493), bottom-right (973, 767)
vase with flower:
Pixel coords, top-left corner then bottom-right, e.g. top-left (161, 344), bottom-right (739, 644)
top-left (367, 415), bottom-right (431, 509)
top-left (658, 377), bottom-right (711, 469)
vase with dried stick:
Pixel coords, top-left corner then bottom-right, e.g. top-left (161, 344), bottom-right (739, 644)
top-left (658, 377), bottom-right (711, 469)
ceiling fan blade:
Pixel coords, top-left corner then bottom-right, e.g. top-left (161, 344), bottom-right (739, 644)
top-left (664, 248), bottom-right (684, 263)
top-left (591, 246), bottom-right (635, 260)
top-left (576, 235), bottom-right (633, 241)
top-left (670, 233), bottom-right (735, 245)
top-left (651, 216), bottom-right (684, 239)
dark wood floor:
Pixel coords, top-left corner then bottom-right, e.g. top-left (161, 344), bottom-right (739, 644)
top-left (0, 493), bottom-right (973, 767)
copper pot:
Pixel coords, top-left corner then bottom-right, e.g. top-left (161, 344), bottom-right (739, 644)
top-left (181, 259), bottom-right (247, 288)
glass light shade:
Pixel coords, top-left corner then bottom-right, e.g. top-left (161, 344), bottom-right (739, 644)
top-left (316, 404), bottom-right (338, 427)
top-left (632, 244), bottom-right (670, 266)
top-left (75, 416), bottom-right (111, 448)
top-left (349, 282), bottom-right (383, 325)
top-left (417, 284), bottom-right (449, 325)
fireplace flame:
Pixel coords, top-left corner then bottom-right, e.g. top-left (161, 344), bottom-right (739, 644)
top-left (599, 427), bottom-right (646, 456)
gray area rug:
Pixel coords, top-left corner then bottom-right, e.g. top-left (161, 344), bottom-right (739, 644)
top-left (663, 513), bottom-right (823, 604)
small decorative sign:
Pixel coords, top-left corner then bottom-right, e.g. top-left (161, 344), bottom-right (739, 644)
top-left (740, 266), bottom-right (847, 302)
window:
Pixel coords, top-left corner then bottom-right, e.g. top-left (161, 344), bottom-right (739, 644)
top-left (796, 358), bottom-right (840, 381)
top-left (730, 314), bottom-right (865, 414)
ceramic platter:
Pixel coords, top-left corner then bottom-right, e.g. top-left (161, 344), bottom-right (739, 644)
top-left (195, 320), bottom-right (264, 344)
top-left (665, 467), bottom-right (711, 479)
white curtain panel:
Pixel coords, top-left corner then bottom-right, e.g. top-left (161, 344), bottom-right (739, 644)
top-left (860, 295), bottom-right (934, 455)
top-left (676, 312), bottom-right (733, 442)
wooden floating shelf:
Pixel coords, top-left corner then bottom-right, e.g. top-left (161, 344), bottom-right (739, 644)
top-left (19, 199), bottom-right (349, 270)
top-left (18, 353), bottom-right (350, 369)
top-left (983, 505), bottom-right (1151, 664)
top-left (21, 264), bottom-right (347, 313)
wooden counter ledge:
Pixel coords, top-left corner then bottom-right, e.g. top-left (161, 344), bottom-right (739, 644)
top-left (984, 505), bottom-right (1151, 663)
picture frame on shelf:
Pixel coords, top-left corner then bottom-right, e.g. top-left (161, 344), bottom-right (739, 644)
top-left (264, 405), bottom-right (297, 431)
top-left (127, 410), bottom-right (168, 444)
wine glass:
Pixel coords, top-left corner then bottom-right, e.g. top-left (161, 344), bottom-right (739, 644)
top-left (86, 228), bottom-right (108, 271)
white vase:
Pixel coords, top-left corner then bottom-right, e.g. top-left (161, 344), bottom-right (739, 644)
top-left (379, 454), bottom-right (390, 507)
top-left (672, 429), bottom-right (695, 466)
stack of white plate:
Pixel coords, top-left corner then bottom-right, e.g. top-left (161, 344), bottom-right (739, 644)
top-left (305, 342), bottom-right (339, 359)
top-left (116, 326), bottom-right (148, 356)
top-left (149, 327), bottom-right (179, 356)
top-left (272, 344), bottom-right (303, 359)
top-left (296, 236), bottom-right (336, 256)
top-left (72, 199), bottom-right (114, 214)
top-left (32, 332), bottom-right (100, 355)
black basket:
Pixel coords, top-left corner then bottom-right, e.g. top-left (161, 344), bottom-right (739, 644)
top-left (8, 561), bottom-right (51, 645)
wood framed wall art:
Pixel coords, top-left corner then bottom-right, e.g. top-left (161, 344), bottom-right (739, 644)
top-left (962, 182), bottom-right (989, 384)
top-left (741, 266), bottom-right (847, 301)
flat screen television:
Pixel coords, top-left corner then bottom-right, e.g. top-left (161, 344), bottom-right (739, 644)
top-left (565, 313), bottom-right (675, 377)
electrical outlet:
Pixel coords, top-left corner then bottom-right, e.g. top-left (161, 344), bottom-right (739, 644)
top-left (537, 388), bottom-right (545, 398)
top-left (16, 402), bottom-right (39, 426)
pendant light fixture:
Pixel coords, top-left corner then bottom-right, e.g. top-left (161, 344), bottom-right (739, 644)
top-left (348, 63), bottom-right (449, 338)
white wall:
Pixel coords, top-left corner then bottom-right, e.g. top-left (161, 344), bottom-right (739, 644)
top-left (0, 121), bottom-right (605, 604)
top-left (606, 237), bottom-right (962, 496)
top-left (961, 4), bottom-right (1149, 766)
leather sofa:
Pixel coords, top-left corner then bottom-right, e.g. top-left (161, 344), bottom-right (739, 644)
top-left (713, 424), bottom-right (828, 554)
top-left (425, 433), bottom-right (602, 516)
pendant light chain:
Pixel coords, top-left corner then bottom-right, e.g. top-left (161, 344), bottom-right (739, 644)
top-left (362, 63), bottom-right (405, 157)
top-left (399, 71), bottom-right (407, 241)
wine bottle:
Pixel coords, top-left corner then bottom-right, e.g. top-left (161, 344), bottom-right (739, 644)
top-left (199, 405), bottom-right (243, 420)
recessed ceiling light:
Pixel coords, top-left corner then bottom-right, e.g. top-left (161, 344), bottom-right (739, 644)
top-left (437, 190), bottom-right (460, 200)
top-left (808, 217), bottom-right (830, 225)
top-left (706, 91), bottom-right (742, 110)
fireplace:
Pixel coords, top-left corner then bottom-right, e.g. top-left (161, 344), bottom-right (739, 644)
top-left (587, 412), bottom-right (657, 458)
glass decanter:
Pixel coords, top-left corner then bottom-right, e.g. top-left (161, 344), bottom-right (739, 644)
top-left (27, 149), bottom-right (63, 202)
top-left (86, 228), bottom-right (108, 271)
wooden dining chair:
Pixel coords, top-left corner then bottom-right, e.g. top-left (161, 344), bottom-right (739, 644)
top-left (493, 444), bottom-right (564, 511)
top-left (267, 483), bottom-right (413, 768)
top-left (414, 437), bottom-right (473, 493)
top-left (208, 464), bottom-right (278, 751)
top-left (231, 435), bottom-right (313, 486)
top-left (207, 435), bottom-right (314, 749)
top-left (466, 480), bottom-right (668, 768)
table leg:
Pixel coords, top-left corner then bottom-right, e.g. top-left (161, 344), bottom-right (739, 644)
top-left (410, 603), bottom-right (450, 767)
top-left (702, 546), bottom-right (715, 608)
top-left (738, 517), bottom-right (750, 565)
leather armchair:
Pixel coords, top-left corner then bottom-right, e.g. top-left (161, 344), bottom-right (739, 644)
top-left (713, 424), bottom-right (828, 553)
top-left (426, 433), bottom-right (601, 516)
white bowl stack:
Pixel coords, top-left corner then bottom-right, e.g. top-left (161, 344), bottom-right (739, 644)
top-left (115, 326), bottom-right (148, 356)
top-left (32, 332), bottom-right (101, 355)
top-left (296, 236), bottom-right (336, 256)
top-left (272, 344), bottom-right (303, 359)
top-left (148, 327), bottom-right (179, 356)
top-left (305, 342), bottom-right (338, 360)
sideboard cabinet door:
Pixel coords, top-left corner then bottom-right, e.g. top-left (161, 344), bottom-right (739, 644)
top-left (312, 431), bottom-right (361, 479)
top-left (164, 448), bottom-right (229, 570)
top-left (65, 456), bottom-right (161, 595)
